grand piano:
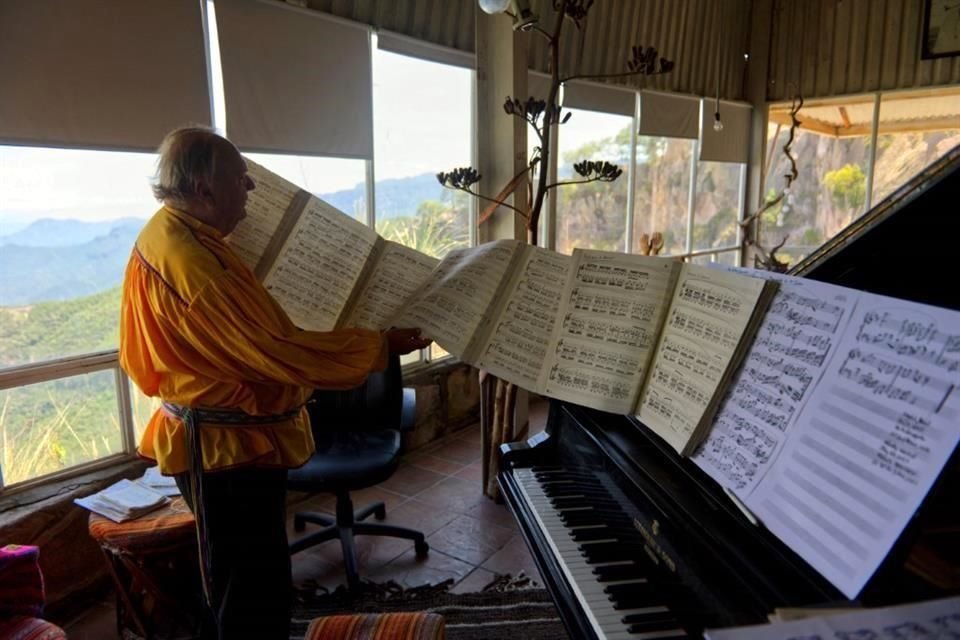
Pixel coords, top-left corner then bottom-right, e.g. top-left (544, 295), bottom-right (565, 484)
top-left (498, 144), bottom-right (960, 639)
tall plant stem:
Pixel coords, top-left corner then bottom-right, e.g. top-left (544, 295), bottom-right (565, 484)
top-left (528, 0), bottom-right (568, 246)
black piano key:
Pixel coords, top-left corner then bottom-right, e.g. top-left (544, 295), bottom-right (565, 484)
top-left (621, 611), bottom-right (679, 625)
top-left (573, 527), bottom-right (641, 543)
top-left (593, 563), bottom-right (647, 582)
top-left (626, 624), bottom-right (689, 638)
top-left (579, 542), bottom-right (647, 563)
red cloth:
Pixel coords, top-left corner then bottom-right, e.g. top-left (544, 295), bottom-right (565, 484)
top-left (0, 545), bottom-right (45, 618)
top-left (0, 616), bottom-right (66, 640)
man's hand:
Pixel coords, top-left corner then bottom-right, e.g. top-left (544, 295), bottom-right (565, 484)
top-left (386, 328), bottom-right (433, 355)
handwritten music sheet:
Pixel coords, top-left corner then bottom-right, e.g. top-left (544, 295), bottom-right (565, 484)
top-left (637, 265), bottom-right (772, 455)
top-left (341, 241), bottom-right (440, 330)
top-left (392, 239), bottom-right (522, 359)
top-left (748, 292), bottom-right (960, 599)
top-left (705, 595), bottom-right (960, 640)
top-left (228, 158), bottom-right (300, 271)
top-left (262, 197), bottom-right (379, 332)
top-left (693, 272), bottom-right (859, 495)
top-left (473, 247), bottom-right (572, 391)
top-left (539, 250), bottom-right (680, 415)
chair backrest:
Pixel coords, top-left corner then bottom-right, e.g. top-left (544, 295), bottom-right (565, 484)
top-left (306, 354), bottom-right (403, 432)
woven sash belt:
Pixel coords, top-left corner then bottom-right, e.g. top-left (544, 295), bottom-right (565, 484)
top-left (161, 401), bottom-right (302, 605)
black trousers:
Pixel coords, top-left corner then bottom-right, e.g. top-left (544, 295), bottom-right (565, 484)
top-left (175, 467), bottom-right (291, 640)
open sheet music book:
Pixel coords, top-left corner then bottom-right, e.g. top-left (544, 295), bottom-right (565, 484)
top-left (227, 159), bottom-right (440, 332)
top-left (74, 479), bottom-right (169, 523)
top-left (693, 268), bottom-right (960, 599)
top-left (394, 240), bottom-right (778, 455)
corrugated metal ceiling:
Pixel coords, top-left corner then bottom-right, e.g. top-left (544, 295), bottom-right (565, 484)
top-left (305, 0), bottom-right (752, 100)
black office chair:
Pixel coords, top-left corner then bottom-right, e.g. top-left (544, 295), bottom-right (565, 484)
top-left (287, 354), bottom-right (429, 589)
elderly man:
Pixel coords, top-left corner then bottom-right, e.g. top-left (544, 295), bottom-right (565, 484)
top-left (120, 126), bottom-right (430, 639)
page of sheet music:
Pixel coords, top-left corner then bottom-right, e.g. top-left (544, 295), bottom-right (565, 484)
top-left (637, 265), bottom-right (771, 455)
top-left (262, 197), bottom-right (379, 332)
top-left (227, 159), bottom-right (301, 271)
top-left (705, 595), bottom-right (960, 640)
top-left (473, 247), bottom-right (572, 392)
top-left (392, 239), bottom-right (521, 359)
top-left (538, 250), bottom-right (679, 415)
top-left (748, 292), bottom-right (960, 599)
top-left (340, 241), bottom-right (440, 330)
top-left (693, 271), bottom-right (860, 495)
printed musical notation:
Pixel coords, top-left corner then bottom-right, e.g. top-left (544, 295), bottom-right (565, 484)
top-left (261, 198), bottom-right (378, 331)
top-left (394, 239), bottom-right (519, 359)
top-left (538, 250), bottom-right (677, 414)
top-left (228, 159), bottom-right (301, 270)
top-left (475, 248), bottom-right (571, 391)
top-left (638, 264), bottom-right (772, 455)
top-left (343, 242), bottom-right (439, 330)
top-left (693, 273), bottom-right (855, 494)
top-left (749, 292), bottom-right (960, 599)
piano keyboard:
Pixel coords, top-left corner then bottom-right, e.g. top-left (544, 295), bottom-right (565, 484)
top-left (512, 466), bottom-right (691, 640)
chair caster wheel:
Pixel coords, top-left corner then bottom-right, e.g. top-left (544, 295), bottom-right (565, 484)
top-left (415, 540), bottom-right (429, 557)
top-left (294, 515), bottom-right (306, 532)
top-left (374, 505), bottom-right (386, 520)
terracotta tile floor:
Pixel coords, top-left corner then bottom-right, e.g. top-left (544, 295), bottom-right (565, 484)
top-left (61, 400), bottom-right (551, 638)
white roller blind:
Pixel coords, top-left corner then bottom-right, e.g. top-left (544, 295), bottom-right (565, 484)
top-left (0, 0), bottom-right (210, 150)
top-left (378, 31), bottom-right (474, 69)
top-left (215, 0), bottom-right (373, 158)
top-left (563, 80), bottom-right (636, 116)
top-left (700, 101), bottom-right (752, 163)
top-left (638, 90), bottom-right (700, 139)
top-left (529, 71), bottom-right (554, 101)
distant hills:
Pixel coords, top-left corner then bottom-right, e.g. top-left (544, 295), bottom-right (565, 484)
top-left (0, 172), bottom-right (451, 306)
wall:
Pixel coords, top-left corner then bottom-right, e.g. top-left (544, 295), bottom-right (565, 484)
top-left (766, 0), bottom-right (960, 101)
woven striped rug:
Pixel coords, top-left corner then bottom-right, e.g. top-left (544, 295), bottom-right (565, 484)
top-left (290, 576), bottom-right (568, 640)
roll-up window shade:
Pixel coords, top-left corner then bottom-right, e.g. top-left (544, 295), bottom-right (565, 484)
top-left (529, 71), bottom-right (554, 102)
top-left (378, 31), bottom-right (474, 69)
top-left (700, 101), bottom-right (752, 163)
top-left (638, 90), bottom-right (700, 139)
top-left (215, 0), bottom-right (373, 159)
top-left (562, 81), bottom-right (636, 116)
top-left (0, 0), bottom-right (210, 151)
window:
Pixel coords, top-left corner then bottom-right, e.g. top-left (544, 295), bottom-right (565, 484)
top-left (762, 88), bottom-right (960, 268)
top-left (0, 146), bottom-right (156, 486)
top-left (692, 161), bottom-right (743, 254)
top-left (872, 89), bottom-right (960, 204)
top-left (244, 154), bottom-right (367, 222)
top-left (633, 136), bottom-right (695, 256)
top-left (763, 102), bottom-right (872, 265)
top-left (372, 50), bottom-right (473, 260)
top-left (554, 109), bottom-right (632, 254)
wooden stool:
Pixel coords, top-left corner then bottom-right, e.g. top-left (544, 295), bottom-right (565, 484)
top-left (305, 612), bottom-right (445, 640)
top-left (87, 497), bottom-right (202, 640)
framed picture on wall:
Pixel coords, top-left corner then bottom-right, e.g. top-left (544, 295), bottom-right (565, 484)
top-left (922, 0), bottom-right (960, 58)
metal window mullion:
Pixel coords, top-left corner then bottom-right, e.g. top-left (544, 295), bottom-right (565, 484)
top-left (0, 351), bottom-right (119, 391)
top-left (864, 92), bottom-right (881, 212)
top-left (115, 367), bottom-right (137, 455)
top-left (625, 96), bottom-right (639, 253)
top-left (685, 140), bottom-right (699, 255)
top-left (736, 163), bottom-right (747, 267)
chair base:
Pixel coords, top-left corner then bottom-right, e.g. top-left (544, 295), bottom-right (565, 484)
top-left (290, 491), bottom-right (429, 590)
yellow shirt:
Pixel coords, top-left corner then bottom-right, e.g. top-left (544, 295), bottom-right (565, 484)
top-left (120, 206), bottom-right (388, 474)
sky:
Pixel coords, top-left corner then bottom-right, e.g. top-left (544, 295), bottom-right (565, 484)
top-left (0, 41), bottom-right (628, 233)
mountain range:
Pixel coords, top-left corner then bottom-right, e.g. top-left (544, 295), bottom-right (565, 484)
top-left (0, 172), bottom-right (450, 306)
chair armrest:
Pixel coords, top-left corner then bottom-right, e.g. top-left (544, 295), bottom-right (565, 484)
top-left (399, 388), bottom-right (416, 432)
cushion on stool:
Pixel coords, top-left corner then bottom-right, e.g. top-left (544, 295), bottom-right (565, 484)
top-left (0, 616), bottom-right (67, 640)
top-left (0, 545), bottom-right (44, 618)
top-left (88, 497), bottom-right (195, 553)
top-left (305, 612), bottom-right (445, 640)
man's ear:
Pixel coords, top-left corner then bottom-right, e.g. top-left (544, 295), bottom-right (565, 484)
top-left (194, 178), bottom-right (216, 205)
